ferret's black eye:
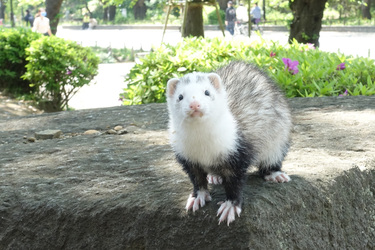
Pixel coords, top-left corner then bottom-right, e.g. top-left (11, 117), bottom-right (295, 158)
top-left (204, 90), bottom-right (210, 96)
top-left (178, 94), bottom-right (183, 101)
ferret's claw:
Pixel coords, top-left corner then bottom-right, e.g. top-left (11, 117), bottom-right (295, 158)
top-left (207, 174), bottom-right (223, 185)
top-left (265, 171), bottom-right (291, 183)
top-left (217, 200), bottom-right (242, 226)
top-left (185, 190), bottom-right (212, 212)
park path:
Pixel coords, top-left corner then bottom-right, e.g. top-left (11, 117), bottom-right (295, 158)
top-left (68, 63), bottom-right (134, 110)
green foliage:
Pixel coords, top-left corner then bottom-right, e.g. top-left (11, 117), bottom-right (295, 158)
top-left (0, 28), bottom-right (42, 96)
top-left (120, 36), bottom-right (375, 105)
top-left (22, 36), bottom-right (100, 111)
top-left (1, 28), bottom-right (100, 111)
top-left (207, 9), bottom-right (225, 25)
top-left (17, 0), bottom-right (44, 8)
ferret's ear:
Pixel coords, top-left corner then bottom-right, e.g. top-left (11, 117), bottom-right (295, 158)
top-left (207, 73), bottom-right (222, 92)
top-left (167, 78), bottom-right (180, 97)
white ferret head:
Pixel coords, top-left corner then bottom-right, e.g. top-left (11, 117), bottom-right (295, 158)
top-left (166, 72), bottom-right (227, 124)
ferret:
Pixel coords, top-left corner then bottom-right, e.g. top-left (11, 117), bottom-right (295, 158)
top-left (166, 61), bottom-right (292, 226)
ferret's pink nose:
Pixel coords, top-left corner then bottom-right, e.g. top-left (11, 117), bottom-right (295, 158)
top-left (189, 101), bottom-right (201, 111)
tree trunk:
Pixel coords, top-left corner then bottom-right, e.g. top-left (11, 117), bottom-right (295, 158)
top-left (0, 0), bottom-right (5, 20)
top-left (133, 0), bottom-right (147, 20)
top-left (109, 5), bottom-right (116, 21)
top-left (85, 2), bottom-right (92, 17)
top-left (362, 0), bottom-right (371, 19)
top-left (288, 0), bottom-right (327, 47)
top-left (45, 0), bottom-right (64, 35)
top-left (182, 3), bottom-right (204, 38)
top-left (10, 0), bottom-right (14, 27)
top-left (217, 0), bottom-right (227, 11)
top-left (103, 7), bottom-right (108, 21)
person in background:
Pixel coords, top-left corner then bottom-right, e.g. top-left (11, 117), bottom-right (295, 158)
top-left (33, 8), bottom-right (52, 36)
top-left (250, 2), bottom-right (261, 25)
top-left (89, 18), bottom-right (98, 29)
top-left (236, 2), bottom-right (248, 23)
top-left (82, 13), bottom-right (90, 30)
top-left (225, 1), bottom-right (236, 36)
top-left (24, 10), bottom-right (34, 27)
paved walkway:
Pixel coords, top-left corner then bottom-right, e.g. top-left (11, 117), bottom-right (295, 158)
top-left (68, 63), bottom-right (134, 110)
top-left (57, 27), bottom-right (375, 58)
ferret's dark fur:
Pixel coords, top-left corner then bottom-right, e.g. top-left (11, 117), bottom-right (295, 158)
top-left (166, 61), bottom-right (292, 225)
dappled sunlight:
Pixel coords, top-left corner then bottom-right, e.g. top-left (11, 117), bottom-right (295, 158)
top-left (0, 127), bottom-right (187, 208)
top-left (285, 104), bottom-right (375, 181)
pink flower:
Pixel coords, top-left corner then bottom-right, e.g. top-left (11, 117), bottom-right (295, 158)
top-left (336, 63), bottom-right (345, 70)
top-left (307, 43), bottom-right (315, 50)
top-left (66, 70), bottom-right (72, 75)
top-left (270, 52), bottom-right (276, 57)
top-left (282, 58), bottom-right (299, 75)
top-left (339, 89), bottom-right (348, 97)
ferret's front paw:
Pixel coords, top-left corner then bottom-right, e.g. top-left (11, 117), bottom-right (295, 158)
top-left (207, 174), bottom-right (223, 185)
top-left (265, 171), bottom-right (291, 183)
top-left (185, 190), bottom-right (212, 212)
top-left (217, 200), bottom-right (242, 226)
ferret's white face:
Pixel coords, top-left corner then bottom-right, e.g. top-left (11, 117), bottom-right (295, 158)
top-left (166, 73), bottom-right (225, 124)
top-left (166, 72), bottom-right (239, 166)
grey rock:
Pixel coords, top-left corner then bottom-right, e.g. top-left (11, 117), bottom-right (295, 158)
top-left (83, 129), bottom-right (101, 135)
top-left (114, 125), bottom-right (123, 131)
top-left (117, 129), bottom-right (128, 135)
top-left (27, 137), bottom-right (36, 142)
top-left (106, 129), bottom-right (117, 134)
top-left (35, 129), bottom-right (62, 140)
top-left (0, 96), bottom-right (375, 249)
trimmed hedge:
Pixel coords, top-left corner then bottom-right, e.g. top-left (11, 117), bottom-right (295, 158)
top-left (22, 36), bottom-right (100, 111)
top-left (0, 28), bottom-right (41, 95)
top-left (120, 37), bottom-right (375, 105)
top-left (0, 28), bottom-right (99, 111)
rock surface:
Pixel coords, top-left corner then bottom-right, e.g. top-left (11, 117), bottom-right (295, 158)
top-left (1, 96), bottom-right (375, 249)
top-left (35, 130), bottom-right (63, 140)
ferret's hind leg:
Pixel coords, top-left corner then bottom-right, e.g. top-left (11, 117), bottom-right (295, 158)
top-left (265, 171), bottom-right (291, 183)
top-left (207, 174), bottom-right (223, 185)
top-left (259, 162), bottom-right (291, 183)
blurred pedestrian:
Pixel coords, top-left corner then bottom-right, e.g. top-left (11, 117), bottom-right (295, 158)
top-left (89, 18), bottom-right (97, 29)
top-left (236, 2), bottom-right (248, 23)
top-left (24, 10), bottom-right (34, 27)
top-left (250, 2), bottom-right (261, 25)
top-left (33, 8), bottom-right (52, 36)
top-left (225, 1), bottom-right (236, 36)
top-left (82, 13), bottom-right (90, 30)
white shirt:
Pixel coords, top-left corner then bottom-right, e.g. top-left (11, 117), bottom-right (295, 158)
top-left (236, 5), bottom-right (248, 22)
top-left (33, 16), bottom-right (50, 34)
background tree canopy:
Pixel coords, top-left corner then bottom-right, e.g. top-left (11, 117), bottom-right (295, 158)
top-left (0, 0), bottom-right (374, 45)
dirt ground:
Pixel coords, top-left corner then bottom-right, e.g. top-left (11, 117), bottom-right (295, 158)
top-left (0, 96), bottom-right (374, 249)
top-left (0, 92), bottom-right (42, 118)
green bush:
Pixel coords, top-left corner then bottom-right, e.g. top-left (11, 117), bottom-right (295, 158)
top-left (120, 36), bottom-right (375, 105)
top-left (0, 28), bottom-right (41, 96)
top-left (22, 36), bottom-right (100, 111)
top-left (207, 9), bottom-right (225, 25)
